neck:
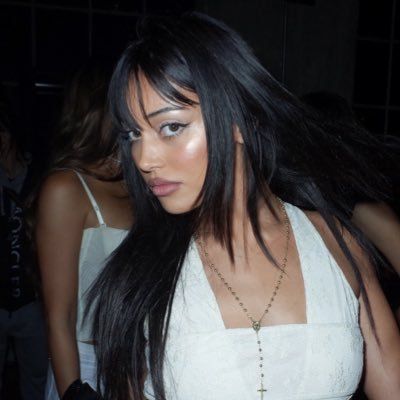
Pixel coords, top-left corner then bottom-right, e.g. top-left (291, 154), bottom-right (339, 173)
top-left (230, 145), bottom-right (283, 245)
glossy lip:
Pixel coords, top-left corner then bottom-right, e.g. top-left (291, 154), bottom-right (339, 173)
top-left (148, 178), bottom-right (182, 197)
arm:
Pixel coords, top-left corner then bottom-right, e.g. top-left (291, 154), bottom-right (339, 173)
top-left (36, 171), bottom-right (89, 397)
top-left (308, 212), bottom-right (400, 397)
top-left (355, 246), bottom-right (400, 398)
top-left (352, 202), bottom-right (400, 276)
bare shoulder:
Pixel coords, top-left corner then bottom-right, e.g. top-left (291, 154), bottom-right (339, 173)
top-left (39, 170), bottom-right (85, 204)
top-left (353, 201), bottom-right (396, 220)
top-left (304, 210), bottom-right (367, 298)
top-left (352, 201), bottom-right (400, 240)
top-left (37, 170), bottom-right (89, 218)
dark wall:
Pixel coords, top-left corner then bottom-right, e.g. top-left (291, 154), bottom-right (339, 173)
top-left (198, 0), bottom-right (359, 100)
top-left (0, 0), bottom-right (196, 162)
top-left (353, 0), bottom-right (399, 136)
top-left (0, 0), bottom-right (398, 162)
top-left (198, 0), bottom-right (399, 138)
top-left (284, 0), bottom-right (358, 99)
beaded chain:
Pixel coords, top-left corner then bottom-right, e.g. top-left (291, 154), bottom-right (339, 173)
top-left (196, 199), bottom-right (291, 399)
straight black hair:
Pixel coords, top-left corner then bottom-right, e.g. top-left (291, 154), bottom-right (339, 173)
top-left (88, 13), bottom-right (396, 400)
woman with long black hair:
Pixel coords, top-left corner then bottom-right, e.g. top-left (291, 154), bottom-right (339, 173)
top-left (89, 13), bottom-right (400, 400)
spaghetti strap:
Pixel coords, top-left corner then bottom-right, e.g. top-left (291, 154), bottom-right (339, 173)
top-left (73, 171), bottom-right (106, 226)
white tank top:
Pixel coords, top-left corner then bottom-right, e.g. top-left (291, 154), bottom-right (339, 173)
top-left (74, 171), bottom-right (128, 342)
top-left (144, 202), bottom-right (363, 399)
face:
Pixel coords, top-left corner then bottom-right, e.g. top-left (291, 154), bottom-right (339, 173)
top-left (128, 76), bottom-right (208, 214)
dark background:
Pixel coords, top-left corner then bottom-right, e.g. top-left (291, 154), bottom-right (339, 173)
top-left (0, 1), bottom-right (398, 399)
top-left (0, 0), bottom-right (399, 161)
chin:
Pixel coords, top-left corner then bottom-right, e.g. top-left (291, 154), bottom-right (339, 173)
top-left (158, 199), bottom-right (196, 215)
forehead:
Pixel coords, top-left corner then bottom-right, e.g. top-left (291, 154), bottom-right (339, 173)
top-left (127, 73), bottom-right (199, 123)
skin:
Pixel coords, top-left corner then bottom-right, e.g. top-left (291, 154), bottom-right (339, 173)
top-left (129, 78), bottom-right (208, 215)
top-left (352, 202), bottom-right (400, 324)
top-left (129, 75), bottom-right (400, 398)
top-left (36, 167), bottom-right (133, 396)
top-left (352, 202), bottom-right (400, 278)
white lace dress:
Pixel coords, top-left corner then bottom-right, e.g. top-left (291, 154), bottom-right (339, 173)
top-left (144, 203), bottom-right (364, 399)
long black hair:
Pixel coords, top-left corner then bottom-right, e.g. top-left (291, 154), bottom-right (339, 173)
top-left (88, 13), bottom-right (396, 399)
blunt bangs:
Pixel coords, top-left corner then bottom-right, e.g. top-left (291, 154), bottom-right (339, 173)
top-left (108, 35), bottom-right (198, 136)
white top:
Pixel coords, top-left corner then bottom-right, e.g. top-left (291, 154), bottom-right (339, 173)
top-left (144, 203), bottom-right (363, 400)
top-left (74, 171), bottom-right (128, 342)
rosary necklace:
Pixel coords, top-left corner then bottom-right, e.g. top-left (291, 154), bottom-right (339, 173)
top-left (196, 200), bottom-right (290, 399)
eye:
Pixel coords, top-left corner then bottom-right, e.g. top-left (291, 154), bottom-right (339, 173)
top-left (127, 130), bottom-right (141, 142)
top-left (160, 122), bottom-right (188, 138)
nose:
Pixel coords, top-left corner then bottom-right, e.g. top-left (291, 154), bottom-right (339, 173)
top-left (132, 134), bottom-right (164, 174)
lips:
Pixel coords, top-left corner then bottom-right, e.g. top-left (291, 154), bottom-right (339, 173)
top-left (148, 178), bottom-right (181, 197)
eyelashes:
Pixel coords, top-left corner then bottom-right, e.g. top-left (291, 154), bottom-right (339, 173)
top-left (123, 122), bottom-right (189, 143)
top-left (128, 130), bottom-right (140, 142)
top-left (160, 122), bottom-right (189, 138)
top-left (120, 130), bottom-right (138, 142)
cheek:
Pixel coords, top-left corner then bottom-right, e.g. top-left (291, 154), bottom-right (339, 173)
top-left (130, 143), bottom-right (140, 166)
top-left (175, 134), bottom-right (207, 169)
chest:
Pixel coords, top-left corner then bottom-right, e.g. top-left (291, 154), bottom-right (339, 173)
top-left (201, 241), bottom-right (307, 329)
top-left (144, 242), bottom-right (363, 400)
top-left (144, 204), bottom-right (363, 400)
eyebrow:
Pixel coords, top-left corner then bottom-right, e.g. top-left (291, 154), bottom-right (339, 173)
top-left (146, 106), bottom-right (185, 119)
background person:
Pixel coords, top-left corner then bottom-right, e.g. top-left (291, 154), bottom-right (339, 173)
top-left (33, 60), bottom-right (133, 399)
top-left (0, 85), bottom-right (48, 400)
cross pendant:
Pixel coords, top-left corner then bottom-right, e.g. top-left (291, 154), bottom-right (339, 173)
top-left (257, 383), bottom-right (267, 399)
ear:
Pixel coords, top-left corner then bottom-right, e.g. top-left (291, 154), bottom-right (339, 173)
top-left (233, 125), bottom-right (244, 144)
